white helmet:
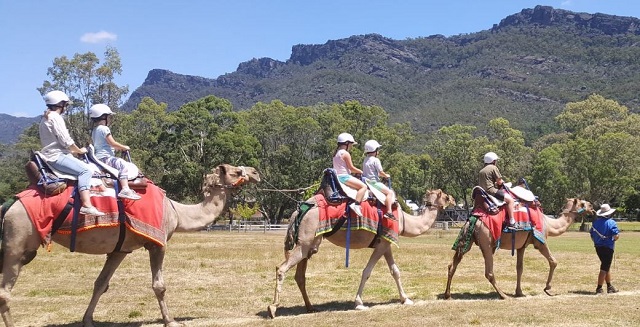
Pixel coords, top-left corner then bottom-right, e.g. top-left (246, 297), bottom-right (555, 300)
top-left (364, 140), bottom-right (381, 153)
top-left (43, 90), bottom-right (70, 105)
top-left (337, 133), bottom-right (357, 144)
top-left (483, 152), bottom-right (499, 164)
top-left (89, 104), bottom-right (114, 118)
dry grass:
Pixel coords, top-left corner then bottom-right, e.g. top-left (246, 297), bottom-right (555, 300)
top-left (8, 228), bottom-right (640, 327)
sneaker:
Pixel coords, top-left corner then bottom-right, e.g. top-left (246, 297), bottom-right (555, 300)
top-left (607, 285), bottom-right (618, 294)
top-left (349, 203), bottom-right (363, 217)
top-left (595, 287), bottom-right (604, 295)
top-left (80, 206), bottom-right (105, 216)
top-left (118, 188), bottom-right (142, 200)
top-left (384, 212), bottom-right (396, 220)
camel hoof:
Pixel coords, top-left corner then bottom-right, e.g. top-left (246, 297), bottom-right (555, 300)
top-left (355, 304), bottom-right (370, 311)
top-left (544, 288), bottom-right (554, 296)
top-left (267, 305), bottom-right (277, 319)
top-left (402, 298), bottom-right (414, 305)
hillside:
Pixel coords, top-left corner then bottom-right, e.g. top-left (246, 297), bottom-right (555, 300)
top-left (3, 5), bottom-right (640, 144)
top-left (0, 114), bottom-right (39, 144)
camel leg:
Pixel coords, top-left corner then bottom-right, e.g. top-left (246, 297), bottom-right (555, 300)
top-left (0, 204), bottom-right (41, 327)
top-left (82, 251), bottom-right (128, 327)
top-left (444, 250), bottom-right (465, 300)
top-left (535, 242), bottom-right (557, 296)
top-left (479, 241), bottom-right (509, 299)
top-left (147, 244), bottom-right (183, 327)
top-left (515, 247), bottom-right (525, 297)
top-left (354, 243), bottom-right (388, 310)
top-left (268, 237), bottom-right (321, 318)
top-left (383, 246), bottom-right (413, 306)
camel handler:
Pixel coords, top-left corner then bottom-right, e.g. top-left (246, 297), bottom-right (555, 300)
top-left (591, 203), bottom-right (620, 294)
top-left (478, 152), bottom-right (516, 229)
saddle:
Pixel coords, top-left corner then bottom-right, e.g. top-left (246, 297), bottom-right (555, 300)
top-left (472, 184), bottom-right (536, 214)
top-left (85, 145), bottom-right (148, 190)
top-left (318, 168), bottom-right (394, 209)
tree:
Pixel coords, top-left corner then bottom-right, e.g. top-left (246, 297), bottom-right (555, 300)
top-left (427, 124), bottom-right (488, 207)
top-left (38, 46), bottom-right (129, 145)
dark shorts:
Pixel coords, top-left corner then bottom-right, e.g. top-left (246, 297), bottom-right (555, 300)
top-left (595, 246), bottom-right (614, 272)
top-left (493, 189), bottom-right (506, 201)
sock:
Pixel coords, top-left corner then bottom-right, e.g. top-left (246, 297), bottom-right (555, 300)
top-left (606, 282), bottom-right (612, 287)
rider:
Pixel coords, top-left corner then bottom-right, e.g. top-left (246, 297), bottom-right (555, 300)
top-left (90, 104), bottom-right (142, 200)
top-left (39, 91), bottom-right (105, 216)
top-left (362, 140), bottom-right (396, 220)
top-left (478, 152), bottom-right (516, 228)
top-left (333, 133), bottom-right (366, 217)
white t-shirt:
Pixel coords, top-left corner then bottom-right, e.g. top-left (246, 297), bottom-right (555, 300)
top-left (362, 156), bottom-right (383, 181)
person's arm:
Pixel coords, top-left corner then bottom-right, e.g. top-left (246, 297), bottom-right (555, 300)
top-left (68, 143), bottom-right (87, 155)
top-left (342, 152), bottom-right (363, 174)
top-left (105, 134), bottom-right (130, 151)
top-left (377, 160), bottom-right (390, 178)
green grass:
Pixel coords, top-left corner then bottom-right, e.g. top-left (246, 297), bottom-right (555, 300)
top-left (6, 230), bottom-right (640, 326)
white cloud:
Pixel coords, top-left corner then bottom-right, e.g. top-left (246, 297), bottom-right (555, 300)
top-left (560, 0), bottom-right (573, 7)
top-left (80, 31), bottom-right (117, 44)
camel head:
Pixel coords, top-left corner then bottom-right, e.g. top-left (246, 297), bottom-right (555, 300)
top-left (422, 189), bottom-right (456, 210)
top-left (202, 164), bottom-right (260, 196)
top-left (564, 198), bottom-right (595, 216)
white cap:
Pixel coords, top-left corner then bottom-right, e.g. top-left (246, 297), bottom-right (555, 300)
top-left (337, 133), bottom-right (357, 144)
top-left (89, 104), bottom-right (114, 118)
top-left (43, 90), bottom-right (70, 105)
top-left (364, 140), bottom-right (381, 153)
top-left (483, 152), bottom-right (499, 164)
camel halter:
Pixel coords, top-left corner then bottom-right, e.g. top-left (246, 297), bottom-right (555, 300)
top-left (213, 166), bottom-right (248, 189)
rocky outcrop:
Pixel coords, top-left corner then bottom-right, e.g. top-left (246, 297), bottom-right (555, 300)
top-left (495, 5), bottom-right (640, 35)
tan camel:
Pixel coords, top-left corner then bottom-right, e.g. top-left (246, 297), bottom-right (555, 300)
top-left (268, 189), bottom-right (455, 318)
top-left (444, 198), bottom-right (594, 300)
top-left (0, 164), bottom-right (259, 327)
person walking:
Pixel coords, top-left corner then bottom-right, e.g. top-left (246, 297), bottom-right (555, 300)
top-left (590, 203), bottom-right (620, 294)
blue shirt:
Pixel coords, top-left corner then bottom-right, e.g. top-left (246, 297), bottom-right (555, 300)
top-left (92, 125), bottom-right (115, 159)
top-left (590, 217), bottom-right (620, 249)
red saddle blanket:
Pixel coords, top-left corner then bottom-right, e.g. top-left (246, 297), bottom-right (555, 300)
top-left (472, 204), bottom-right (546, 244)
top-left (16, 183), bottom-right (167, 247)
top-left (314, 194), bottom-right (400, 247)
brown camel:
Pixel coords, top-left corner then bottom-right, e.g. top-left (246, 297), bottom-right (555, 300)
top-left (0, 164), bottom-right (260, 327)
top-left (444, 198), bottom-right (594, 300)
top-left (268, 189), bottom-right (455, 318)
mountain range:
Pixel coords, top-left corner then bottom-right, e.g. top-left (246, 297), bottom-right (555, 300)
top-left (3, 5), bottom-right (640, 144)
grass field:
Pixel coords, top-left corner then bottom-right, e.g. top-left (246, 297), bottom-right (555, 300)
top-left (8, 227), bottom-right (640, 327)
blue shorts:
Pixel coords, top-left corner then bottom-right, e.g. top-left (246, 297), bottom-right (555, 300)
top-left (338, 174), bottom-right (354, 184)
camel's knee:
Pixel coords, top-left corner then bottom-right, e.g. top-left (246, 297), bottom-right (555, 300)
top-left (484, 272), bottom-right (495, 282)
top-left (152, 281), bottom-right (166, 296)
top-left (389, 265), bottom-right (400, 279)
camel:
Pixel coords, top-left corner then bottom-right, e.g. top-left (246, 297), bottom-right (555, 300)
top-left (268, 189), bottom-right (455, 318)
top-left (444, 198), bottom-right (594, 300)
top-left (0, 164), bottom-right (260, 327)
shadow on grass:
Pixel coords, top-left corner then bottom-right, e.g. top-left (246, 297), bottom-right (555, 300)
top-left (569, 290), bottom-right (597, 296)
top-left (436, 292), bottom-right (503, 300)
top-left (43, 316), bottom-right (197, 327)
top-left (257, 299), bottom-right (399, 319)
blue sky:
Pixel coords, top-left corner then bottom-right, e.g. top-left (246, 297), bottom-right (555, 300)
top-left (1, 0), bottom-right (638, 118)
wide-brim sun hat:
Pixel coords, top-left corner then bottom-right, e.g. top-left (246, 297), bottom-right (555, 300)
top-left (596, 203), bottom-right (616, 216)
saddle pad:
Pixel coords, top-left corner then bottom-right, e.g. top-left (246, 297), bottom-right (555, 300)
top-left (16, 182), bottom-right (166, 247)
top-left (472, 205), bottom-right (546, 244)
top-left (314, 194), bottom-right (400, 247)
top-left (337, 178), bottom-right (370, 201)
